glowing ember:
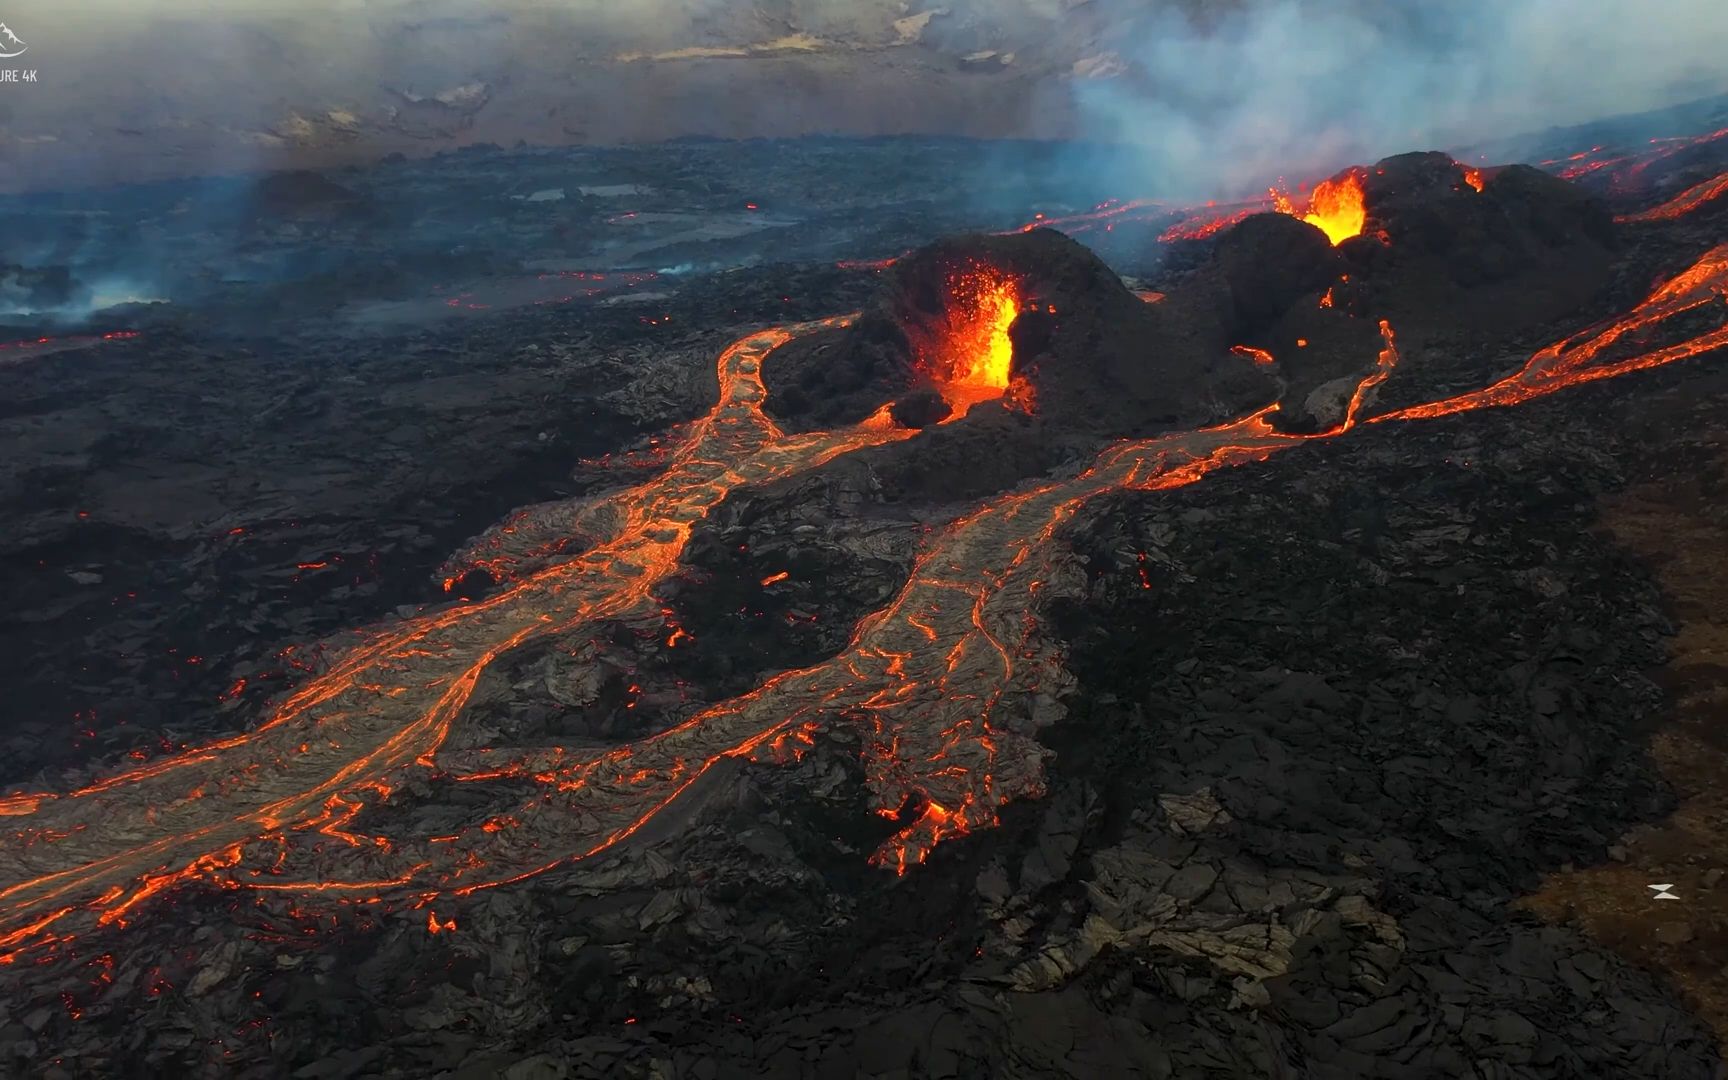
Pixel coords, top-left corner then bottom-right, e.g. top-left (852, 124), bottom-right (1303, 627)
top-left (926, 265), bottom-right (1024, 416)
top-left (1462, 166), bottom-right (1485, 193)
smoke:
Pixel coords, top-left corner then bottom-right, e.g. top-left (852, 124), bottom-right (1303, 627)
top-left (1060, 0), bottom-right (1728, 197)
top-left (7, 0), bottom-right (1722, 199)
top-left (0, 0), bottom-right (1723, 293)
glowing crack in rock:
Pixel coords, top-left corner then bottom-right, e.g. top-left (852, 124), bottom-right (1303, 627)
top-left (2, 242), bottom-right (1727, 963)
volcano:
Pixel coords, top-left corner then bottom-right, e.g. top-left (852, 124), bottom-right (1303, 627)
top-left (3, 94), bottom-right (1728, 1078)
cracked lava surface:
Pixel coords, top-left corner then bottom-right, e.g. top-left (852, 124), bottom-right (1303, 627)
top-left (2, 240), bottom-right (1727, 965)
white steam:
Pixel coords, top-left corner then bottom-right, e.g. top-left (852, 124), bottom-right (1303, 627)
top-left (0, 0), bottom-right (1722, 195)
top-left (1066, 0), bottom-right (1728, 196)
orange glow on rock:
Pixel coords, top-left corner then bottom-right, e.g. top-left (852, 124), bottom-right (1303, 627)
top-left (1462, 166), bottom-right (1485, 192)
top-left (1003, 373), bottom-right (1038, 415)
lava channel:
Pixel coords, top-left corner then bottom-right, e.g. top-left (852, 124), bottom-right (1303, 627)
top-left (0, 317), bottom-right (911, 959)
top-left (2, 244), bottom-right (1727, 962)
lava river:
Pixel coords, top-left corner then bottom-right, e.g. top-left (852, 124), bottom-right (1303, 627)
top-left (3, 243), bottom-right (1728, 962)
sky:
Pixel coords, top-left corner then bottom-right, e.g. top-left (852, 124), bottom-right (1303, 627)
top-left (0, 0), bottom-right (1723, 195)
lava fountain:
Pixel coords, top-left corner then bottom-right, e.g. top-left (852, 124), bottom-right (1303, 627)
top-left (1274, 167), bottom-right (1369, 245)
top-left (924, 264), bottom-right (1024, 416)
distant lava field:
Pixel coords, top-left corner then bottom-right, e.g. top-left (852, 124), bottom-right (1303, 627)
top-left (3, 97), bottom-right (1728, 1078)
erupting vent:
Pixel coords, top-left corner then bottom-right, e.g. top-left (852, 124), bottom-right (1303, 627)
top-left (1274, 168), bottom-right (1369, 245)
top-left (928, 265), bottom-right (1024, 416)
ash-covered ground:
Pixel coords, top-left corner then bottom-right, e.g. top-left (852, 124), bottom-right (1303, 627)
top-left (3, 98), bottom-right (1728, 1080)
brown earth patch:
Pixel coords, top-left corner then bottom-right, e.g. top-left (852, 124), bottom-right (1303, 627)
top-left (1519, 390), bottom-right (1728, 1042)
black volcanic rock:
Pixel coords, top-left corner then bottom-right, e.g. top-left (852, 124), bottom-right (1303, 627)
top-left (764, 150), bottom-right (1632, 493)
top-left (1203, 151), bottom-right (1623, 429)
top-left (765, 228), bottom-right (1281, 443)
top-left (889, 387), bottom-right (951, 429)
top-left (759, 227), bottom-right (1318, 504)
top-left (1210, 211), bottom-right (1344, 330)
top-left (763, 309), bottom-right (918, 430)
top-left (1335, 151), bottom-right (1617, 338)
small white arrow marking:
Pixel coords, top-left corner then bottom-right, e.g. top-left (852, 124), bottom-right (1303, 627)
top-left (1649, 883), bottom-right (1680, 901)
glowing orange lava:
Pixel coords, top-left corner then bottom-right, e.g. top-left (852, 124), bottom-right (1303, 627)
top-left (926, 265), bottom-right (1024, 416)
top-left (1, 235), bottom-right (1725, 964)
top-left (1293, 168), bottom-right (1369, 245)
top-left (1462, 166), bottom-right (1485, 193)
top-left (1165, 168), bottom-right (1368, 247)
top-left (1616, 169), bottom-right (1728, 224)
top-left (0, 316), bottom-right (915, 962)
top-left (1015, 198), bottom-right (1165, 235)
top-left (1158, 205), bottom-right (1259, 243)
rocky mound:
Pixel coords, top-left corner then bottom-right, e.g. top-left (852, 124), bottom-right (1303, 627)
top-left (763, 227), bottom-right (1296, 439)
top-left (767, 149), bottom-right (1620, 464)
top-left (1341, 153), bottom-right (1614, 329)
top-left (1251, 152), bottom-right (1618, 427)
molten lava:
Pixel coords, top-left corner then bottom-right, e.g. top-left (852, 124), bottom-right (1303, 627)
top-left (1158, 205), bottom-right (1258, 243)
top-left (1617, 169), bottom-right (1728, 224)
top-left (925, 265), bottom-right (1024, 416)
top-left (2, 212), bottom-right (1727, 965)
top-left (1293, 168), bottom-right (1369, 245)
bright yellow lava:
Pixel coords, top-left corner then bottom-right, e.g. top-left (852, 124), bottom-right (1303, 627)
top-left (1300, 170), bottom-right (1368, 245)
top-left (936, 267), bottom-right (1022, 415)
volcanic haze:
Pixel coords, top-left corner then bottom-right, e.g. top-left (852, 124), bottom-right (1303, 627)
top-left (0, 0), bottom-right (1724, 193)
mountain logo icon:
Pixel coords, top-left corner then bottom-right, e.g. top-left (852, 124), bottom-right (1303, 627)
top-left (0, 22), bottom-right (25, 60)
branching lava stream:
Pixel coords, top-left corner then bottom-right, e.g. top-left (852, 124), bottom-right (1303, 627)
top-left (3, 243), bottom-right (1728, 964)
